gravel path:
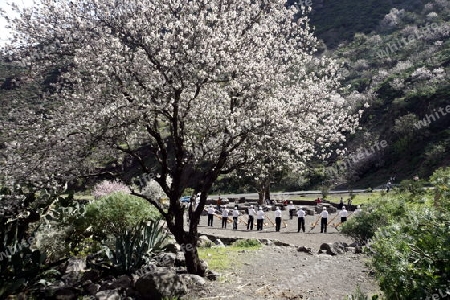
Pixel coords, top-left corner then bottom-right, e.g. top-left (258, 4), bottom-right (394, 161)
top-left (184, 209), bottom-right (380, 300)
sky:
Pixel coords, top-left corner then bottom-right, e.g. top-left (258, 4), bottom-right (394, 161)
top-left (0, 0), bottom-right (37, 45)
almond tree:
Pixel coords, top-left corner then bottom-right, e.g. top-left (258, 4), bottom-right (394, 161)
top-left (1, 0), bottom-right (359, 275)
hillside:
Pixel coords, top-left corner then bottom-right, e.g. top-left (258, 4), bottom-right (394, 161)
top-left (306, 0), bottom-right (428, 48)
top-left (316, 0), bottom-right (450, 189)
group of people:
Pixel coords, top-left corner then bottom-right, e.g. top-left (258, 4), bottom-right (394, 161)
top-left (205, 200), bottom-right (360, 233)
top-left (207, 204), bottom-right (241, 230)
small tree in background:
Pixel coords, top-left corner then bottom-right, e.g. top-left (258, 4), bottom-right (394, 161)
top-left (92, 180), bottom-right (131, 199)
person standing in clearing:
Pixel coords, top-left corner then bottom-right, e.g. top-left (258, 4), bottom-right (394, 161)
top-left (217, 197), bottom-right (222, 210)
top-left (297, 206), bottom-right (306, 233)
top-left (339, 197), bottom-right (344, 210)
top-left (247, 205), bottom-right (256, 230)
top-left (207, 204), bottom-right (215, 227)
top-left (256, 207), bottom-right (265, 231)
top-left (232, 206), bottom-right (240, 230)
top-left (274, 206), bottom-right (282, 231)
top-left (320, 207), bottom-right (328, 233)
top-left (221, 206), bottom-right (230, 229)
top-left (287, 201), bottom-right (296, 220)
top-left (339, 205), bottom-right (348, 223)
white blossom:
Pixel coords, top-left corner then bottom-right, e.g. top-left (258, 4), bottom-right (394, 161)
top-left (0, 0), bottom-right (360, 196)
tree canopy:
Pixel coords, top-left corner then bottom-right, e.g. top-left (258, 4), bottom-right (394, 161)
top-left (1, 0), bottom-right (360, 275)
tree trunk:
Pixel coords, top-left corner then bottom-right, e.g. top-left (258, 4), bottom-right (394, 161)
top-left (183, 234), bottom-right (205, 276)
top-left (258, 190), bottom-right (264, 205)
top-left (264, 179), bottom-right (271, 202)
top-left (257, 178), bottom-right (271, 205)
top-left (166, 195), bottom-right (206, 276)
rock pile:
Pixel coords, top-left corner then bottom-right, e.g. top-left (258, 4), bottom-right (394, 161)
top-left (42, 243), bottom-right (212, 300)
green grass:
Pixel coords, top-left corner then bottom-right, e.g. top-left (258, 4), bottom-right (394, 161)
top-left (275, 192), bottom-right (381, 206)
top-left (73, 194), bottom-right (95, 201)
top-left (198, 239), bottom-right (262, 271)
top-left (325, 192), bottom-right (382, 206)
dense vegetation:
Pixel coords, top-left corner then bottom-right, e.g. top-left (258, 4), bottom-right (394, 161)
top-left (0, 183), bottom-right (168, 297)
top-left (326, 0), bottom-right (450, 189)
top-left (341, 167), bottom-right (450, 299)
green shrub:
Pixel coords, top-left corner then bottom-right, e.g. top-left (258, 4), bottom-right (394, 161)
top-left (397, 179), bottom-right (426, 197)
top-left (345, 284), bottom-right (378, 300)
top-left (83, 192), bottom-right (160, 238)
top-left (340, 196), bottom-right (406, 244)
top-left (37, 197), bottom-right (90, 261)
top-left (430, 166), bottom-right (450, 209)
top-left (368, 168), bottom-right (450, 299)
top-left (371, 207), bottom-right (450, 299)
top-left (232, 238), bottom-right (261, 248)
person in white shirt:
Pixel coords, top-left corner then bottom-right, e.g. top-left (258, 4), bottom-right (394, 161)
top-left (194, 193), bottom-right (200, 213)
top-left (355, 205), bottom-right (362, 215)
top-left (207, 204), bottom-right (215, 227)
top-left (287, 201), bottom-right (296, 220)
top-left (274, 207), bottom-right (282, 231)
top-left (221, 206), bottom-right (230, 229)
top-left (339, 206), bottom-right (348, 223)
top-left (297, 206), bottom-right (306, 233)
top-left (232, 206), bottom-right (240, 230)
top-left (320, 207), bottom-right (329, 233)
top-left (247, 205), bottom-right (256, 230)
top-left (256, 207), bottom-right (265, 231)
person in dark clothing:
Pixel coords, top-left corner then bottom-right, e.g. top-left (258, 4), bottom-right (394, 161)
top-left (320, 207), bottom-right (328, 233)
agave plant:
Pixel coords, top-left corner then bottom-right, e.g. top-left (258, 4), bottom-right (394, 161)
top-left (105, 217), bottom-right (169, 273)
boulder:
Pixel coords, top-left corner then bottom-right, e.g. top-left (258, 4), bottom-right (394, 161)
top-left (214, 239), bottom-right (225, 247)
top-left (110, 275), bottom-right (132, 289)
top-left (53, 287), bottom-right (79, 300)
top-left (297, 246), bottom-right (313, 254)
top-left (180, 274), bottom-right (206, 286)
top-left (200, 260), bottom-right (209, 271)
top-left (198, 235), bottom-right (213, 247)
top-left (315, 204), bottom-right (336, 214)
top-left (134, 270), bottom-right (188, 300)
top-left (66, 257), bottom-right (86, 273)
top-left (164, 243), bottom-right (181, 254)
top-left (206, 270), bottom-right (220, 281)
top-left (175, 251), bottom-right (186, 267)
top-left (258, 239), bottom-right (272, 246)
top-left (349, 241), bottom-right (360, 247)
top-left (62, 258), bottom-right (87, 286)
top-left (332, 242), bottom-right (346, 254)
top-left (319, 243), bottom-right (339, 255)
top-left (62, 271), bottom-right (84, 287)
top-left (95, 289), bottom-right (120, 300)
top-left (273, 240), bottom-right (292, 246)
top-left (345, 247), bottom-right (355, 253)
top-left (305, 208), bottom-right (315, 216)
top-left (201, 234), bottom-right (238, 245)
top-left (81, 270), bottom-right (101, 283)
top-left (84, 283), bottom-right (100, 295)
top-left (355, 245), bottom-right (363, 254)
top-left (154, 252), bottom-right (176, 267)
top-left (135, 263), bottom-right (157, 278)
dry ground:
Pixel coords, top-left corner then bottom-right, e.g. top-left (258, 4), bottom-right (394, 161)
top-left (184, 208), bottom-right (380, 300)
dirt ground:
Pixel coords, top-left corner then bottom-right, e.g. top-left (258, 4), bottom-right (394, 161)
top-left (184, 209), bottom-right (380, 300)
